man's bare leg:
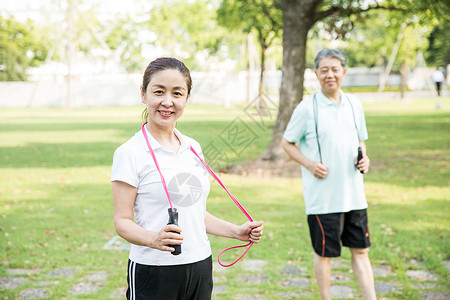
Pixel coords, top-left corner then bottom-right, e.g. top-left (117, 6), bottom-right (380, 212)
top-left (350, 248), bottom-right (376, 300)
top-left (314, 252), bottom-right (331, 300)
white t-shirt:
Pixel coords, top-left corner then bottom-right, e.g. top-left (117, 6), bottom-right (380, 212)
top-left (431, 70), bottom-right (445, 83)
top-left (283, 90), bottom-right (368, 214)
top-left (111, 126), bottom-right (212, 266)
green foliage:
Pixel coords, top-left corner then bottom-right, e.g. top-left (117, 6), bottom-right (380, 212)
top-left (425, 23), bottom-right (450, 67)
top-left (317, 0), bottom-right (448, 31)
top-left (341, 11), bottom-right (401, 67)
top-left (101, 17), bottom-right (146, 72)
top-left (0, 16), bottom-right (50, 81)
top-left (217, 0), bottom-right (282, 66)
top-left (146, 0), bottom-right (232, 70)
top-left (307, 0), bottom-right (449, 70)
top-left (388, 0), bottom-right (450, 23)
top-left (305, 0), bottom-right (448, 70)
top-left (340, 10), bottom-right (428, 70)
top-left (217, 0), bottom-right (282, 40)
top-left (217, 0), bottom-right (283, 95)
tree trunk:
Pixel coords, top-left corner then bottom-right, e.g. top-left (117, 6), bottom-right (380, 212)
top-left (247, 33), bottom-right (254, 104)
top-left (66, 0), bottom-right (76, 109)
top-left (400, 61), bottom-right (407, 100)
top-left (258, 44), bottom-right (267, 109)
top-left (260, 0), bottom-right (315, 160)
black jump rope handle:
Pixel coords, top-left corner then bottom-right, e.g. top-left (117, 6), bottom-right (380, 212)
top-left (167, 208), bottom-right (182, 255)
top-left (357, 147), bottom-right (364, 174)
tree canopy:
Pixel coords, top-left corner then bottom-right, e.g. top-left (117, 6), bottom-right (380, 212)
top-left (260, 0), bottom-right (450, 160)
top-left (425, 22), bottom-right (450, 68)
top-left (0, 16), bottom-right (50, 81)
top-left (146, 0), bottom-right (233, 70)
top-left (1, 0), bottom-right (448, 86)
top-left (218, 0), bottom-right (282, 99)
top-left (341, 10), bottom-right (433, 71)
top-left (101, 16), bottom-right (146, 72)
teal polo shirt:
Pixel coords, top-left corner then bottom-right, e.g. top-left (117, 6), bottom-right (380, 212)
top-left (283, 90), bottom-right (368, 215)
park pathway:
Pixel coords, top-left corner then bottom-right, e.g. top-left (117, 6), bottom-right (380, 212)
top-left (1, 259), bottom-right (449, 299)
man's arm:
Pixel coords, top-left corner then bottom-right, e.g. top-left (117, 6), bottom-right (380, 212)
top-left (281, 138), bottom-right (328, 179)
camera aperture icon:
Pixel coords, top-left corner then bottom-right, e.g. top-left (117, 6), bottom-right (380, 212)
top-left (168, 172), bottom-right (202, 207)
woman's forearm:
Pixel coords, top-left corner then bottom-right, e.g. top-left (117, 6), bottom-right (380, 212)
top-left (204, 211), bottom-right (239, 239)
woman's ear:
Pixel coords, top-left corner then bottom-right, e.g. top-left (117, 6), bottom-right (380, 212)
top-left (140, 86), bottom-right (146, 103)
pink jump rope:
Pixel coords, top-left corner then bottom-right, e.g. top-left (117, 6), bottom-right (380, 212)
top-left (141, 123), bottom-right (254, 267)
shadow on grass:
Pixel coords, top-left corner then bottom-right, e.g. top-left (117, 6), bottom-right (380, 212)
top-left (1, 142), bottom-right (121, 168)
top-left (0, 119), bottom-right (270, 168)
top-left (1, 112), bottom-right (448, 188)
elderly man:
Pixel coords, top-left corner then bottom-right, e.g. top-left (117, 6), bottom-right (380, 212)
top-left (282, 48), bottom-right (376, 300)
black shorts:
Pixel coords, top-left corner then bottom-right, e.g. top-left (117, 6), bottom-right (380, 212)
top-left (126, 256), bottom-right (213, 300)
top-left (308, 209), bottom-right (371, 257)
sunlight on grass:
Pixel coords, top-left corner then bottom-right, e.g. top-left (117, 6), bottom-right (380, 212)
top-left (0, 130), bottom-right (125, 147)
top-left (0, 96), bottom-right (449, 299)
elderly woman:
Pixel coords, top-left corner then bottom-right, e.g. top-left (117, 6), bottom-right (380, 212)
top-left (112, 57), bottom-right (263, 300)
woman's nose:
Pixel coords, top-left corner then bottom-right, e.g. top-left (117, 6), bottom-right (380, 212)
top-left (161, 95), bottom-right (174, 106)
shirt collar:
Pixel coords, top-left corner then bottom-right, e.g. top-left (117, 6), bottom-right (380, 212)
top-left (140, 126), bottom-right (190, 153)
top-left (317, 89), bottom-right (347, 107)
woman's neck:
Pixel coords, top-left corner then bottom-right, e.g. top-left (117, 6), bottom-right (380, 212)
top-left (146, 123), bottom-right (180, 152)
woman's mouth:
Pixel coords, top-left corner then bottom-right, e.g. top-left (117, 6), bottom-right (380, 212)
top-left (158, 110), bottom-right (174, 117)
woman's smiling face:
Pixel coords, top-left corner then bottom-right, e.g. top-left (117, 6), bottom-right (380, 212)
top-left (141, 69), bottom-right (189, 130)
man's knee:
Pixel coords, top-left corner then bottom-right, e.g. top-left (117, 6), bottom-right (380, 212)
top-left (314, 252), bottom-right (330, 262)
top-left (350, 247), bottom-right (369, 257)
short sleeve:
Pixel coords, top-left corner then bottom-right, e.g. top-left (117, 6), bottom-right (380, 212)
top-left (349, 94), bottom-right (368, 141)
top-left (283, 101), bottom-right (308, 143)
top-left (358, 107), bottom-right (368, 141)
top-left (111, 144), bottom-right (139, 187)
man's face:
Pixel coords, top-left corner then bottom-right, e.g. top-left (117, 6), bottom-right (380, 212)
top-left (315, 57), bottom-right (347, 94)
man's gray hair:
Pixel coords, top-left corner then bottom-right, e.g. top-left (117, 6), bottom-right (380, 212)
top-left (314, 48), bottom-right (347, 69)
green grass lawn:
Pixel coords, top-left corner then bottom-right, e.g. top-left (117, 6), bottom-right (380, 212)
top-left (341, 86), bottom-right (411, 93)
top-left (0, 96), bottom-right (449, 299)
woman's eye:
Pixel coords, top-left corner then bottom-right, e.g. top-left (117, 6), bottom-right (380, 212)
top-left (174, 92), bottom-right (183, 96)
top-left (154, 90), bottom-right (163, 94)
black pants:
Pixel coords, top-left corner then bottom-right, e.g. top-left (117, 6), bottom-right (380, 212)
top-left (126, 256), bottom-right (213, 300)
top-left (436, 81), bottom-right (442, 96)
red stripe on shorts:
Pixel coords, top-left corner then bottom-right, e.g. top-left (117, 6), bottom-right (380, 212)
top-left (315, 215), bottom-right (325, 257)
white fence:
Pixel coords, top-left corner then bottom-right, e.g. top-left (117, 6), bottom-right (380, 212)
top-left (0, 68), bottom-right (441, 108)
